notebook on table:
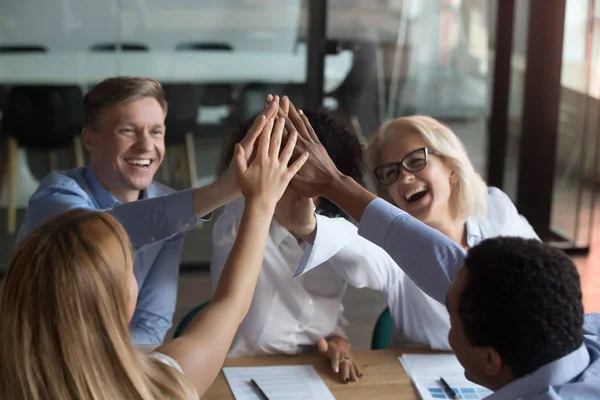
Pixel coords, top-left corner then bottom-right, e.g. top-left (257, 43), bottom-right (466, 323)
top-left (222, 365), bottom-right (335, 400)
top-left (399, 354), bottom-right (494, 399)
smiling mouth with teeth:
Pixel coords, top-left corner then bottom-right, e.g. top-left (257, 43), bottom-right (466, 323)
top-left (405, 187), bottom-right (429, 203)
top-left (126, 159), bottom-right (153, 167)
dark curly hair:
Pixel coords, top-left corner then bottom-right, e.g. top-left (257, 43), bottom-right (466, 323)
top-left (459, 237), bottom-right (584, 378)
top-left (219, 108), bottom-right (365, 219)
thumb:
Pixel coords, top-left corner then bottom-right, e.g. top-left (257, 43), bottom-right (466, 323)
top-left (233, 144), bottom-right (247, 177)
top-left (317, 337), bottom-right (329, 354)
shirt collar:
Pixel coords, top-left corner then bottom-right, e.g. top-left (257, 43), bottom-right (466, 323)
top-left (269, 218), bottom-right (296, 248)
top-left (465, 216), bottom-right (483, 248)
top-left (487, 343), bottom-right (590, 399)
top-left (84, 167), bottom-right (150, 209)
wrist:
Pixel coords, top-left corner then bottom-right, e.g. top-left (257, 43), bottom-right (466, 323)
top-left (322, 172), bottom-right (350, 198)
top-left (215, 175), bottom-right (241, 202)
top-left (244, 196), bottom-right (277, 215)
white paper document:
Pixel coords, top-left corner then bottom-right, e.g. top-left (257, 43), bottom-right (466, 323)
top-left (399, 354), bottom-right (494, 399)
top-left (222, 365), bottom-right (335, 400)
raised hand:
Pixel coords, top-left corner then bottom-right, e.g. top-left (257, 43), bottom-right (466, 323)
top-left (287, 101), bottom-right (345, 198)
top-left (221, 101), bottom-right (280, 197)
top-left (264, 95), bottom-right (346, 198)
top-left (234, 116), bottom-right (308, 211)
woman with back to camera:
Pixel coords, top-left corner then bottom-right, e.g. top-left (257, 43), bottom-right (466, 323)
top-left (0, 105), bottom-right (308, 399)
top-left (290, 110), bottom-right (540, 350)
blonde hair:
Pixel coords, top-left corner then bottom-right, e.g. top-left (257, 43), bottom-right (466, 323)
top-left (0, 209), bottom-right (197, 400)
top-left (366, 115), bottom-right (487, 222)
top-left (83, 76), bottom-right (168, 128)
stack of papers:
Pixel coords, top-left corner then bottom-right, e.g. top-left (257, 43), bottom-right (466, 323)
top-left (222, 365), bottom-right (335, 400)
top-left (399, 354), bottom-right (494, 399)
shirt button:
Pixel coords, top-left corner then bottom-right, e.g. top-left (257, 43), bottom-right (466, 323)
top-left (308, 298), bottom-right (314, 306)
top-left (183, 222), bottom-right (190, 229)
top-left (150, 236), bottom-right (156, 242)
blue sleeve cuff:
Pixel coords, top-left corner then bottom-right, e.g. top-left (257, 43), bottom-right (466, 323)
top-left (164, 188), bottom-right (202, 234)
top-left (358, 198), bottom-right (406, 248)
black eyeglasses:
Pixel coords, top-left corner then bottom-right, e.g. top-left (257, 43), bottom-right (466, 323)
top-left (374, 147), bottom-right (436, 185)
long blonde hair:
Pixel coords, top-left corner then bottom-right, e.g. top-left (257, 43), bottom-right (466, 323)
top-left (367, 115), bottom-right (487, 223)
top-left (0, 209), bottom-right (197, 400)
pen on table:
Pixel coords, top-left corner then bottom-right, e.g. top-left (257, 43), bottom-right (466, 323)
top-left (250, 378), bottom-right (270, 400)
top-left (439, 377), bottom-right (459, 400)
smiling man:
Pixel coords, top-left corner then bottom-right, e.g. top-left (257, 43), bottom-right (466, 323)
top-left (16, 76), bottom-right (276, 345)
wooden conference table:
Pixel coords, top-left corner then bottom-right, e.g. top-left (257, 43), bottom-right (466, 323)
top-left (205, 349), bottom-right (436, 400)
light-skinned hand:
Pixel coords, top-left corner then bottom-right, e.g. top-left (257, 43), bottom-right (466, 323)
top-left (234, 116), bottom-right (309, 210)
top-left (318, 336), bottom-right (363, 384)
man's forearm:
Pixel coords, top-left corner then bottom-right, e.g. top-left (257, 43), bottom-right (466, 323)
top-left (192, 178), bottom-right (240, 218)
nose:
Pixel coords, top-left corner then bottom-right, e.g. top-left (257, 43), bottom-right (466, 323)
top-left (133, 131), bottom-right (153, 152)
top-left (397, 167), bottom-right (415, 184)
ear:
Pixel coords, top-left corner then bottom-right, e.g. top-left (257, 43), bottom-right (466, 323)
top-left (449, 169), bottom-right (459, 185)
top-left (482, 347), bottom-right (503, 377)
top-left (81, 128), bottom-right (94, 152)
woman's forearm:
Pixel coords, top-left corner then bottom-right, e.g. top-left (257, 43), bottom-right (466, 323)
top-left (211, 199), bottom-right (274, 319)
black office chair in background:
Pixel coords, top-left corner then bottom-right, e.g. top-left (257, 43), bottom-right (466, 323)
top-left (161, 83), bottom-right (203, 189)
top-left (0, 85), bottom-right (84, 234)
top-left (90, 43), bottom-right (149, 52)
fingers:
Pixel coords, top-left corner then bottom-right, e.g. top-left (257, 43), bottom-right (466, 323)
top-left (354, 360), bottom-right (363, 380)
top-left (233, 144), bottom-right (247, 177)
top-left (317, 337), bottom-right (329, 353)
top-left (241, 114), bottom-right (266, 152)
top-left (257, 117), bottom-right (274, 160)
top-left (281, 95), bottom-right (290, 115)
top-left (329, 347), bottom-right (341, 375)
top-left (340, 358), bottom-right (351, 382)
top-left (269, 117), bottom-right (285, 159)
top-left (287, 102), bottom-right (311, 141)
top-left (299, 109), bottom-right (321, 144)
top-left (262, 98), bottom-right (279, 120)
top-left (286, 151), bottom-right (308, 178)
top-left (279, 129), bottom-right (297, 166)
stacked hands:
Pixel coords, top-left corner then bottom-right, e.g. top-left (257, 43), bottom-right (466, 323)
top-left (230, 94), bottom-right (362, 383)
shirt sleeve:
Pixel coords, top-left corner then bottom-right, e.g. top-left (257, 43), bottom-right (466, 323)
top-left (357, 198), bottom-right (467, 305)
top-left (584, 313), bottom-right (600, 340)
top-left (330, 304), bottom-right (349, 340)
top-left (296, 215), bottom-right (403, 295)
top-left (486, 187), bottom-right (540, 240)
top-left (17, 183), bottom-right (200, 252)
top-left (130, 237), bottom-right (183, 345)
top-left (150, 351), bottom-right (184, 373)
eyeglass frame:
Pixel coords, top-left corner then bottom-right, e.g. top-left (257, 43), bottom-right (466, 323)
top-left (373, 147), bottom-right (438, 186)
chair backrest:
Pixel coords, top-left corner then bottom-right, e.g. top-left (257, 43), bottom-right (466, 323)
top-left (173, 300), bottom-right (210, 339)
top-left (371, 307), bottom-right (394, 350)
top-left (0, 45), bottom-right (46, 53)
top-left (176, 42), bottom-right (233, 51)
top-left (90, 42), bottom-right (148, 52)
top-left (1, 85), bottom-right (84, 149)
top-left (162, 84), bottom-right (203, 143)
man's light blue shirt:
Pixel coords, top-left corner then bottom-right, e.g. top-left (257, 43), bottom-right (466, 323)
top-left (355, 198), bottom-right (600, 399)
top-left (16, 167), bottom-right (205, 345)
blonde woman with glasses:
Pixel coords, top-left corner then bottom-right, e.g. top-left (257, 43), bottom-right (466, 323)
top-left (0, 107), bottom-right (308, 399)
top-left (292, 113), bottom-right (540, 350)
